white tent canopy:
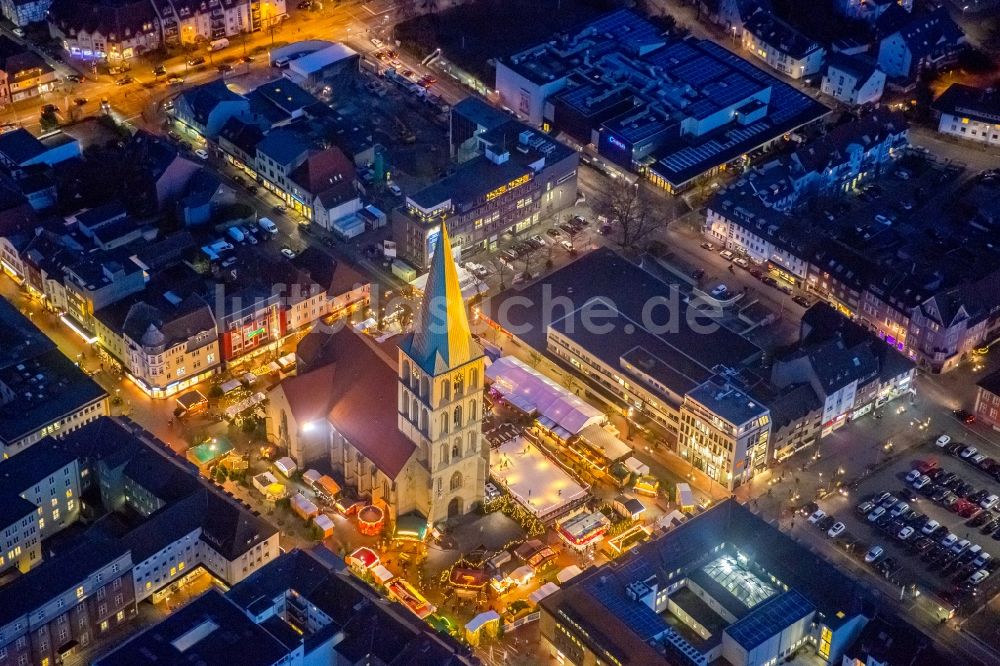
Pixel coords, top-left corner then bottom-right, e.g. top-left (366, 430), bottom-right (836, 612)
top-left (624, 456), bottom-right (649, 476)
top-left (556, 565), bottom-right (583, 583)
top-left (578, 423), bottom-right (631, 462)
top-left (372, 564), bottom-right (394, 583)
top-left (529, 582), bottom-right (560, 604)
top-left (486, 356), bottom-right (603, 437)
top-left (465, 610), bottom-right (501, 633)
top-left (224, 391), bottom-right (266, 419)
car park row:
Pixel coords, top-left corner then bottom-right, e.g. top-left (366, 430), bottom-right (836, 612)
top-left (801, 439), bottom-right (1000, 599)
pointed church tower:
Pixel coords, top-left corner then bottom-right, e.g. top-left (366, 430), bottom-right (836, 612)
top-left (398, 223), bottom-right (487, 524)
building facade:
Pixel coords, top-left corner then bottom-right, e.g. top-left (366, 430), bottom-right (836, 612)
top-left (49, 0), bottom-right (286, 61)
top-left (742, 12), bottom-right (826, 79)
top-left (876, 8), bottom-right (963, 80)
top-left (932, 84), bottom-right (1000, 148)
top-left (821, 54), bottom-right (886, 107)
top-left (975, 370), bottom-right (1000, 431)
top-left (393, 120), bottom-right (578, 270)
top-left (679, 377), bottom-right (771, 489)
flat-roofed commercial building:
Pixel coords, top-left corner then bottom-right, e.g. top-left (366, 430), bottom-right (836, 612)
top-left (496, 9), bottom-right (828, 192)
top-left (539, 499), bottom-right (942, 666)
top-left (393, 107), bottom-right (578, 270)
top-left (478, 248), bottom-right (769, 489)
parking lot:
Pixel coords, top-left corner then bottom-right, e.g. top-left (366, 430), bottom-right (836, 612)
top-left (802, 432), bottom-right (1000, 612)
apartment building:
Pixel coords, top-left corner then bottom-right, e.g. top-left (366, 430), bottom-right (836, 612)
top-left (743, 11), bottom-right (826, 80)
top-left (679, 377), bottom-right (772, 488)
top-left (93, 292), bottom-right (220, 399)
top-left (393, 109), bottom-right (578, 270)
top-left (933, 84), bottom-right (1000, 148)
top-left (48, 0), bottom-right (286, 61)
top-left (0, 298), bottom-right (108, 458)
top-left (876, 7), bottom-right (963, 80)
top-left (821, 53), bottom-right (886, 107)
top-left (0, 37), bottom-right (57, 105)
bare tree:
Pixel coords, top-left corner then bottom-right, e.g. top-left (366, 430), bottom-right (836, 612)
top-left (593, 179), bottom-right (661, 254)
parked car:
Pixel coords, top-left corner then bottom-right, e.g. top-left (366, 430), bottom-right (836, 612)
top-left (700, 242), bottom-right (715, 250)
top-left (856, 501), bottom-right (875, 516)
top-left (897, 526), bottom-right (915, 541)
top-left (733, 257), bottom-right (750, 269)
top-left (935, 435), bottom-right (952, 447)
top-left (867, 506), bottom-right (886, 522)
top-left (968, 569), bottom-right (990, 585)
top-left (719, 249), bottom-right (735, 261)
top-left (982, 494), bottom-right (1000, 511)
top-left (387, 182), bottom-right (403, 196)
top-left (828, 522), bottom-right (846, 538)
top-left (808, 509), bottom-right (827, 524)
top-left (961, 446), bottom-right (979, 459)
top-left (194, 148), bottom-right (208, 160)
top-left (913, 475), bottom-right (931, 490)
top-left (280, 247), bottom-right (296, 259)
top-left (890, 501), bottom-right (910, 518)
top-left (941, 533), bottom-right (960, 548)
top-left (906, 469), bottom-right (922, 483)
top-left (865, 545), bottom-right (884, 563)
top-left (187, 57), bottom-right (206, 67)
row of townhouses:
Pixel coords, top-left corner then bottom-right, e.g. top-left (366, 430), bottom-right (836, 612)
top-left (45, 0), bottom-right (287, 61)
top-left (0, 119), bottom-right (370, 401)
top-left (705, 110), bottom-right (1000, 373)
top-left (707, 1), bottom-right (963, 108)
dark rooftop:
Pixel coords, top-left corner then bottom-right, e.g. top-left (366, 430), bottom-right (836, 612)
top-left (481, 248), bottom-right (761, 381)
top-left (94, 589), bottom-right (289, 666)
top-left (0, 347), bottom-right (107, 445)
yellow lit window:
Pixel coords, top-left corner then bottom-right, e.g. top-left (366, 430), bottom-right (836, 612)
top-left (962, 118), bottom-right (970, 124)
top-left (76, 586), bottom-right (84, 599)
top-left (819, 626), bottom-right (832, 659)
top-left (178, 561), bottom-right (185, 570)
top-left (145, 581), bottom-right (152, 589)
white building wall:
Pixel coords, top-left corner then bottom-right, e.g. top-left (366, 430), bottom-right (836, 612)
top-left (937, 112), bottom-right (1000, 146)
top-left (494, 61), bottom-right (566, 126)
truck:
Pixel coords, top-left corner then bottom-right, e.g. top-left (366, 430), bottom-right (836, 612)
top-left (209, 38), bottom-right (229, 51)
top-left (258, 217), bottom-right (278, 235)
top-left (227, 226), bottom-right (245, 243)
top-left (676, 483), bottom-right (695, 512)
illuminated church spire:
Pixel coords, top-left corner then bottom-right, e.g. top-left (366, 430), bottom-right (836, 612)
top-left (404, 223), bottom-right (478, 375)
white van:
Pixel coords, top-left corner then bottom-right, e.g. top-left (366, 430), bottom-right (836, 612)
top-left (209, 38), bottom-right (229, 51)
top-left (258, 217), bottom-right (278, 235)
top-left (227, 226), bottom-right (245, 243)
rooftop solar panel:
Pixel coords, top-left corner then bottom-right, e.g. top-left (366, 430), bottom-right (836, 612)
top-left (584, 574), bottom-right (666, 640)
top-left (725, 590), bottom-right (815, 650)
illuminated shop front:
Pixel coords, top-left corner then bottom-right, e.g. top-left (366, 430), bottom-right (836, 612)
top-left (220, 298), bottom-right (286, 362)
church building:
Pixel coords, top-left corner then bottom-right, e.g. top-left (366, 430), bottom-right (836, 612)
top-left (265, 223), bottom-right (488, 528)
